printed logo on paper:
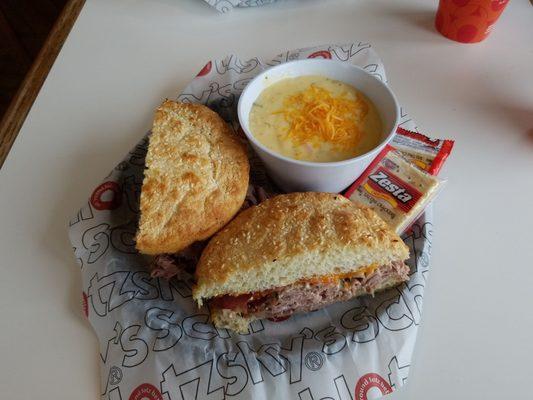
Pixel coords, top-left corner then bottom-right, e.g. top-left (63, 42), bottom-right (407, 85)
top-left (90, 181), bottom-right (122, 210)
top-left (129, 383), bottom-right (163, 400)
top-left (308, 50), bottom-right (332, 59)
top-left (355, 373), bottom-right (393, 400)
top-left (196, 61), bottom-right (212, 77)
top-left (108, 366), bottom-right (123, 386)
top-left (304, 351), bottom-right (324, 371)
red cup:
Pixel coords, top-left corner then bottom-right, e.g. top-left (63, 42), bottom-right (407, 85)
top-left (435, 0), bottom-right (510, 43)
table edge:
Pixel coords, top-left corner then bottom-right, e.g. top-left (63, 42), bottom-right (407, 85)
top-left (0, 0), bottom-right (86, 169)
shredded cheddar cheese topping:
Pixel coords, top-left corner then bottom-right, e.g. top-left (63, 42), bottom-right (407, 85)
top-left (275, 84), bottom-right (369, 152)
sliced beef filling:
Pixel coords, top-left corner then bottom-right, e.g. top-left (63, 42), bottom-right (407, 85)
top-left (149, 241), bottom-right (206, 279)
top-left (210, 261), bottom-right (409, 320)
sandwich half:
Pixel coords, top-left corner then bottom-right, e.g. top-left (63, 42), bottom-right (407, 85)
top-left (193, 192), bottom-right (410, 333)
top-left (136, 100), bottom-right (249, 255)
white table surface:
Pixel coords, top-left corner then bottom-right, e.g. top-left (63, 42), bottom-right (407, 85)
top-left (1, 0), bottom-right (532, 399)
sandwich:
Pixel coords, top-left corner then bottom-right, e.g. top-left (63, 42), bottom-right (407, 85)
top-left (136, 101), bottom-right (250, 269)
top-left (193, 192), bottom-right (410, 333)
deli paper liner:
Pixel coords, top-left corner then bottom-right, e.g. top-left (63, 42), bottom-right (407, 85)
top-left (204, 0), bottom-right (277, 13)
top-left (68, 43), bottom-right (432, 400)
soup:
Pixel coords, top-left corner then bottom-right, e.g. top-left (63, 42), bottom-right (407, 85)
top-left (249, 75), bottom-right (383, 162)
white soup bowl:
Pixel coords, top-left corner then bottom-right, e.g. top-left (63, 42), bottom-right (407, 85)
top-left (237, 59), bottom-right (400, 193)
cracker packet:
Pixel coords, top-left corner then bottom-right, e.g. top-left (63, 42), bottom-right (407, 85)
top-left (344, 145), bottom-right (444, 234)
top-left (392, 127), bottom-right (454, 175)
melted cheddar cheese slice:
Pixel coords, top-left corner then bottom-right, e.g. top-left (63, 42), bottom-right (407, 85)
top-left (303, 264), bottom-right (379, 286)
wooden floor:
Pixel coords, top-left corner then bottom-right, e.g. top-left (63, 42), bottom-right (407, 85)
top-left (0, 0), bottom-right (67, 118)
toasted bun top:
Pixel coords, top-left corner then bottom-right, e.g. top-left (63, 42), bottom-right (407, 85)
top-left (136, 101), bottom-right (249, 255)
top-left (193, 192), bottom-right (409, 303)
